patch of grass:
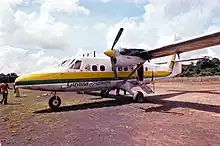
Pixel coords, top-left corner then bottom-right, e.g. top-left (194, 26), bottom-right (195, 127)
top-left (0, 88), bottom-right (115, 143)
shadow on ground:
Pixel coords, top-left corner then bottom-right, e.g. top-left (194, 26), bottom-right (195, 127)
top-left (33, 92), bottom-right (185, 113)
top-left (138, 89), bottom-right (220, 114)
top-left (33, 90), bottom-right (220, 114)
top-left (167, 89), bottom-right (220, 95)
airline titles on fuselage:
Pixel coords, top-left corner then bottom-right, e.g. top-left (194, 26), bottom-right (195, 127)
top-left (67, 81), bottom-right (111, 88)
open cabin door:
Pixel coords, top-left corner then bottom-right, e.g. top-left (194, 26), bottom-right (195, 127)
top-left (137, 64), bottom-right (144, 81)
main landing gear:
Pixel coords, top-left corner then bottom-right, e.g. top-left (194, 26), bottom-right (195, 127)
top-left (100, 90), bottom-right (110, 98)
top-left (48, 92), bottom-right (61, 110)
top-left (133, 91), bottom-right (144, 103)
top-left (100, 89), bottom-right (144, 103)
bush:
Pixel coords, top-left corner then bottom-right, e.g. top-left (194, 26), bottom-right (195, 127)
top-left (179, 57), bottom-right (220, 77)
top-left (0, 73), bottom-right (18, 83)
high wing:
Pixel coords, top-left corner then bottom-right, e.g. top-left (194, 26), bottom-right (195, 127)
top-left (155, 56), bottom-right (208, 65)
top-left (148, 31), bottom-right (220, 59)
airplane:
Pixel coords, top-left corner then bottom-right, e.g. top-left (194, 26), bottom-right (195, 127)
top-left (14, 28), bottom-right (220, 110)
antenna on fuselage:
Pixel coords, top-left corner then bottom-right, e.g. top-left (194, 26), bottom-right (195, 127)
top-left (94, 51), bottom-right (96, 57)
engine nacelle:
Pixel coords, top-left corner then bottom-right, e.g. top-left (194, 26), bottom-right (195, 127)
top-left (112, 48), bottom-right (151, 67)
top-left (114, 55), bottom-right (145, 67)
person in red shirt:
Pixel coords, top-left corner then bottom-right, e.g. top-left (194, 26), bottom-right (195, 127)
top-left (0, 81), bottom-right (12, 104)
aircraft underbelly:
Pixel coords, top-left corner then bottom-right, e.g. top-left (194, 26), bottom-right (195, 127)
top-left (18, 80), bottom-right (119, 92)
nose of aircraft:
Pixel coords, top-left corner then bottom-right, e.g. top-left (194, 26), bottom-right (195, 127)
top-left (14, 73), bottom-right (36, 87)
top-left (104, 49), bottom-right (116, 57)
top-left (14, 72), bottom-right (49, 87)
top-left (14, 67), bottom-right (67, 87)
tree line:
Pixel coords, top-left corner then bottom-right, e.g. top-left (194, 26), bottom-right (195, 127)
top-left (0, 73), bottom-right (19, 83)
top-left (177, 57), bottom-right (220, 77)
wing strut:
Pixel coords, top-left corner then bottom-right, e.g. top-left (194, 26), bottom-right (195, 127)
top-left (122, 62), bottom-right (145, 84)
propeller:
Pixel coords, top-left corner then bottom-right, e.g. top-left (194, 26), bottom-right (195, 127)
top-left (104, 28), bottom-right (124, 78)
top-left (111, 28), bottom-right (124, 50)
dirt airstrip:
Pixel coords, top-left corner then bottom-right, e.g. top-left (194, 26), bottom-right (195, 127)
top-left (0, 79), bottom-right (220, 146)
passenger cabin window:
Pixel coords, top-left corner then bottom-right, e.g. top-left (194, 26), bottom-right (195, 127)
top-left (100, 65), bottom-right (105, 71)
top-left (74, 60), bottom-right (82, 69)
top-left (92, 65), bottom-right (97, 71)
top-left (118, 67), bottom-right (122, 71)
top-left (145, 67), bottom-right (148, 71)
top-left (124, 67), bottom-right (128, 71)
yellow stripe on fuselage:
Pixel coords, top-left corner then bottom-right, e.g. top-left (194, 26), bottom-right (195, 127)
top-left (16, 71), bottom-right (171, 82)
top-left (15, 54), bottom-right (177, 84)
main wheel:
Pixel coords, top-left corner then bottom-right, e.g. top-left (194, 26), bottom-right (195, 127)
top-left (133, 91), bottom-right (144, 103)
top-left (48, 96), bottom-right (61, 110)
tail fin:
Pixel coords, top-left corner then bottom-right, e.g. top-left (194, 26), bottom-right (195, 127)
top-left (168, 55), bottom-right (208, 77)
top-left (168, 53), bottom-right (177, 72)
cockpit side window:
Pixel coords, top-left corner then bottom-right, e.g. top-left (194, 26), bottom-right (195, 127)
top-left (68, 59), bottom-right (75, 66)
top-left (60, 60), bottom-right (67, 65)
top-left (74, 60), bottom-right (82, 69)
top-left (69, 59), bottom-right (75, 69)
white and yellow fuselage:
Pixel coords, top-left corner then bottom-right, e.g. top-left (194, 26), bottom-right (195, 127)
top-left (14, 54), bottom-right (179, 92)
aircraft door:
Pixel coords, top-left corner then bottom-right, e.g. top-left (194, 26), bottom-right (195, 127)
top-left (137, 64), bottom-right (144, 81)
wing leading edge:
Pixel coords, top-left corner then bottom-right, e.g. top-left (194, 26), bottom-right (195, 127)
top-left (148, 31), bottom-right (220, 59)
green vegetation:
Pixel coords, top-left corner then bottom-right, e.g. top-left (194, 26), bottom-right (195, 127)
top-left (178, 57), bottom-right (220, 77)
top-left (0, 73), bottom-right (18, 83)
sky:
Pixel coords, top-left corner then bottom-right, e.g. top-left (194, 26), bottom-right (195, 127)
top-left (1, 0), bottom-right (220, 75)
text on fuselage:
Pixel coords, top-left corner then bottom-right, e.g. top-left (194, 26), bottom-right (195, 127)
top-left (67, 81), bottom-right (111, 87)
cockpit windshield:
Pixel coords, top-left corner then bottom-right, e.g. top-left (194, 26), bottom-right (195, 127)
top-left (58, 59), bottom-right (75, 67)
top-left (58, 59), bottom-right (82, 70)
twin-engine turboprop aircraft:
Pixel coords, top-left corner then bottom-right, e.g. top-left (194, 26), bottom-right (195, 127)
top-left (14, 28), bottom-right (220, 110)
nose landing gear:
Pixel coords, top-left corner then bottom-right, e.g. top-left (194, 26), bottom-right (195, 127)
top-left (48, 92), bottom-right (61, 110)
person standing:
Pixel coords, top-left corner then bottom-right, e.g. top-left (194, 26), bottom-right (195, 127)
top-left (0, 82), bottom-right (12, 104)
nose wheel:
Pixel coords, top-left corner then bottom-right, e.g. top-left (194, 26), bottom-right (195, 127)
top-left (48, 95), bottom-right (61, 110)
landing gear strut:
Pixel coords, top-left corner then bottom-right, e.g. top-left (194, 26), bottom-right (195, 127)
top-left (100, 90), bottom-right (110, 98)
top-left (48, 92), bottom-right (61, 110)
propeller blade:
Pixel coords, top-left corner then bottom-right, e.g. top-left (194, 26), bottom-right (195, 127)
top-left (108, 28), bottom-right (123, 78)
top-left (111, 28), bottom-right (124, 50)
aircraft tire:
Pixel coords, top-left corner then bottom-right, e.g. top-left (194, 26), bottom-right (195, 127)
top-left (49, 96), bottom-right (61, 110)
top-left (133, 91), bottom-right (144, 103)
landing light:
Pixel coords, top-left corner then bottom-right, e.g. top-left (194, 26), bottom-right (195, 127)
top-left (104, 50), bottom-right (116, 57)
